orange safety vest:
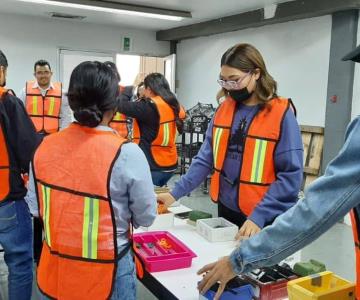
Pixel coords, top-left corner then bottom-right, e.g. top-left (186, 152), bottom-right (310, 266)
top-left (110, 112), bottom-right (129, 138)
top-left (132, 119), bottom-right (140, 145)
top-left (179, 104), bottom-right (186, 121)
top-left (351, 207), bottom-right (360, 299)
top-left (25, 80), bottom-right (62, 134)
top-left (110, 85), bottom-right (130, 138)
top-left (0, 87), bottom-right (10, 202)
top-left (132, 97), bottom-right (186, 168)
top-left (33, 123), bottom-right (127, 299)
top-left (210, 97), bottom-right (291, 216)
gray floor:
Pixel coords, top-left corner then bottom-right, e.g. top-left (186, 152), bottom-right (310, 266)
top-left (0, 177), bottom-right (355, 299)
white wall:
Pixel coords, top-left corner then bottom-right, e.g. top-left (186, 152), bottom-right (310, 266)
top-left (0, 13), bottom-right (169, 94)
top-left (177, 16), bottom-right (332, 126)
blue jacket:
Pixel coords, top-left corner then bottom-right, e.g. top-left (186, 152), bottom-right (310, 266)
top-left (230, 116), bottom-right (360, 273)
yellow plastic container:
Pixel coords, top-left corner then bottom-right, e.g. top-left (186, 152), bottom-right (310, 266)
top-left (287, 271), bottom-right (355, 300)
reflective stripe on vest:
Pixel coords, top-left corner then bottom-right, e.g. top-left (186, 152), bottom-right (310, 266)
top-left (210, 97), bottom-right (290, 216)
top-left (351, 207), bottom-right (360, 300)
top-left (149, 96), bottom-right (178, 168)
top-left (48, 97), bottom-right (55, 116)
top-left (161, 122), bottom-right (170, 146)
top-left (110, 112), bottom-right (129, 138)
top-left (82, 197), bottom-right (100, 260)
top-left (41, 184), bottom-right (51, 247)
top-left (34, 123), bottom-right (126, 299)
top-left (132, 102), bottom-right (186, 147)
top-left (25, 80), bottom-right (62, 134)
top-left (213, 127), bottom-right (224, 170)
top-left (32, 96), bottom-right (38, 115)
top-left (113, 112), bottom-right (126, 121)
top-left (250, 139), bottom-right (268, 183)
top-left (0, 87), bottom-right (10, 202)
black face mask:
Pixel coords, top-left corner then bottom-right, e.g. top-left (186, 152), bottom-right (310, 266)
top-left (229, 87), bottom-right (253, 103)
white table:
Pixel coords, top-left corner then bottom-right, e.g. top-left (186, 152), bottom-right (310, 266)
top-left (136, 205), bottom-right (297, 300)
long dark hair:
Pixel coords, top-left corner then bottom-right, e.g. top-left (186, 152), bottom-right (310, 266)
top-left (67, 61), bottom-right (119, 128)
top-left (104, 61), bottom-right (121, 82)
top-left (144, 73), bottom-right (183, 133)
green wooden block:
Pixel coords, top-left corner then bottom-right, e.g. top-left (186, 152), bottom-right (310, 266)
top-left (293, 259), bottom-right (326, 277)
top-left (188, 210), bottom-right (212, 222)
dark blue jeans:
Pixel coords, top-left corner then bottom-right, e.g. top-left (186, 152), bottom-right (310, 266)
top-left (151, 171), bottom-right (174, 187)
top-left (0, 199), bottom-right (33, 300)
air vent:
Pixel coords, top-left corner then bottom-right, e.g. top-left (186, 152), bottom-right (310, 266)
top-left (48, 12), bottom-right (86, 20)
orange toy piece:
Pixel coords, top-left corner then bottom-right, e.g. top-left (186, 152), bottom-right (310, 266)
top-left (157, 203), bottom-right (168, 215)
top-left (157, 238), bottom-right (172, 250)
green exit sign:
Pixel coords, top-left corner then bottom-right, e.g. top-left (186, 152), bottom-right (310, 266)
top-left (123, 37), bottom-right (132, 52)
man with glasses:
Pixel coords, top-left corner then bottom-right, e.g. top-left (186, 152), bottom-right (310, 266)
top-left (18, 60), bottom-right (71, 266)
top-left (19, 59), bottom-right (71, 135)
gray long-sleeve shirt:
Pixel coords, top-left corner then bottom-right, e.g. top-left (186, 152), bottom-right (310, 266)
top-left (25, 125), bottom-right (157, 252)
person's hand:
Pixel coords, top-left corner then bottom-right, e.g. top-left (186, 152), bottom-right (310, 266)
top-left (133, 72), bottom-right (146, 86)
top-left (197, 256), bottom-right (237, 300)
top-left (235, 219), bottom-right (261, 240)
top-left (156, 192), bottom-right (176, 208)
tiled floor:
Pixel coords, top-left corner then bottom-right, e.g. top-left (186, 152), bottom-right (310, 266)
top-left (0, 177), bottom-right (355, 299)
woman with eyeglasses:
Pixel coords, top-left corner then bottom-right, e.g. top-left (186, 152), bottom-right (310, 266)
top-left (158, 43), bottom-right (303, 240)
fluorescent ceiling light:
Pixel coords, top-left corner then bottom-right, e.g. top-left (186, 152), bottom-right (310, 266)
top-left (16, 0), bottom-right (189, 21)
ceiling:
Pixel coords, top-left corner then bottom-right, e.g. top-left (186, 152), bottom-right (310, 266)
top-left (0, 0), bottom-right (295, 31)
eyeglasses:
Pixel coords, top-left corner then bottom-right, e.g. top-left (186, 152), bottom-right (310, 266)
top-left (35, 71), bottom-right (51, 76)
top-left (217, 71), bottom-right (251, 90)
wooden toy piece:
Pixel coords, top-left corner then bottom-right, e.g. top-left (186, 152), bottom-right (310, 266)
top-left (154, 187), bottom-right (170, 194)
top-left (293, 259), bottom-right (326, 277)
top-left (157, 203), bottom-right (169, 215)
top-left (157, 238), bottom-right (172, 250)
top-left (189, 210), bottom-right (212, 222)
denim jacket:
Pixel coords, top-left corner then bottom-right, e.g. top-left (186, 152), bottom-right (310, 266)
top-left (230, 116), bottom-right (360, 274)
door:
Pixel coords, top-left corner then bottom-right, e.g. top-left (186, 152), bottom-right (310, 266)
top-left (59, 49), bottom-right (115, 91)
top-left (164, 54), bottom-right (176, 92)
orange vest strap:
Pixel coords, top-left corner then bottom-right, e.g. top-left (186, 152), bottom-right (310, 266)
top-left (179, 105), bottom-right (186, 120)
top-left (0, 120), bottom-right (10, 202)
top-left (210, 97), bottom-right (290, 216)
top-left (0, 86), bottom-right (10, 202)
top-left (0, 87), bottom-right (8, 100)
top-left (36, 178), bottom-right (110, 202)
